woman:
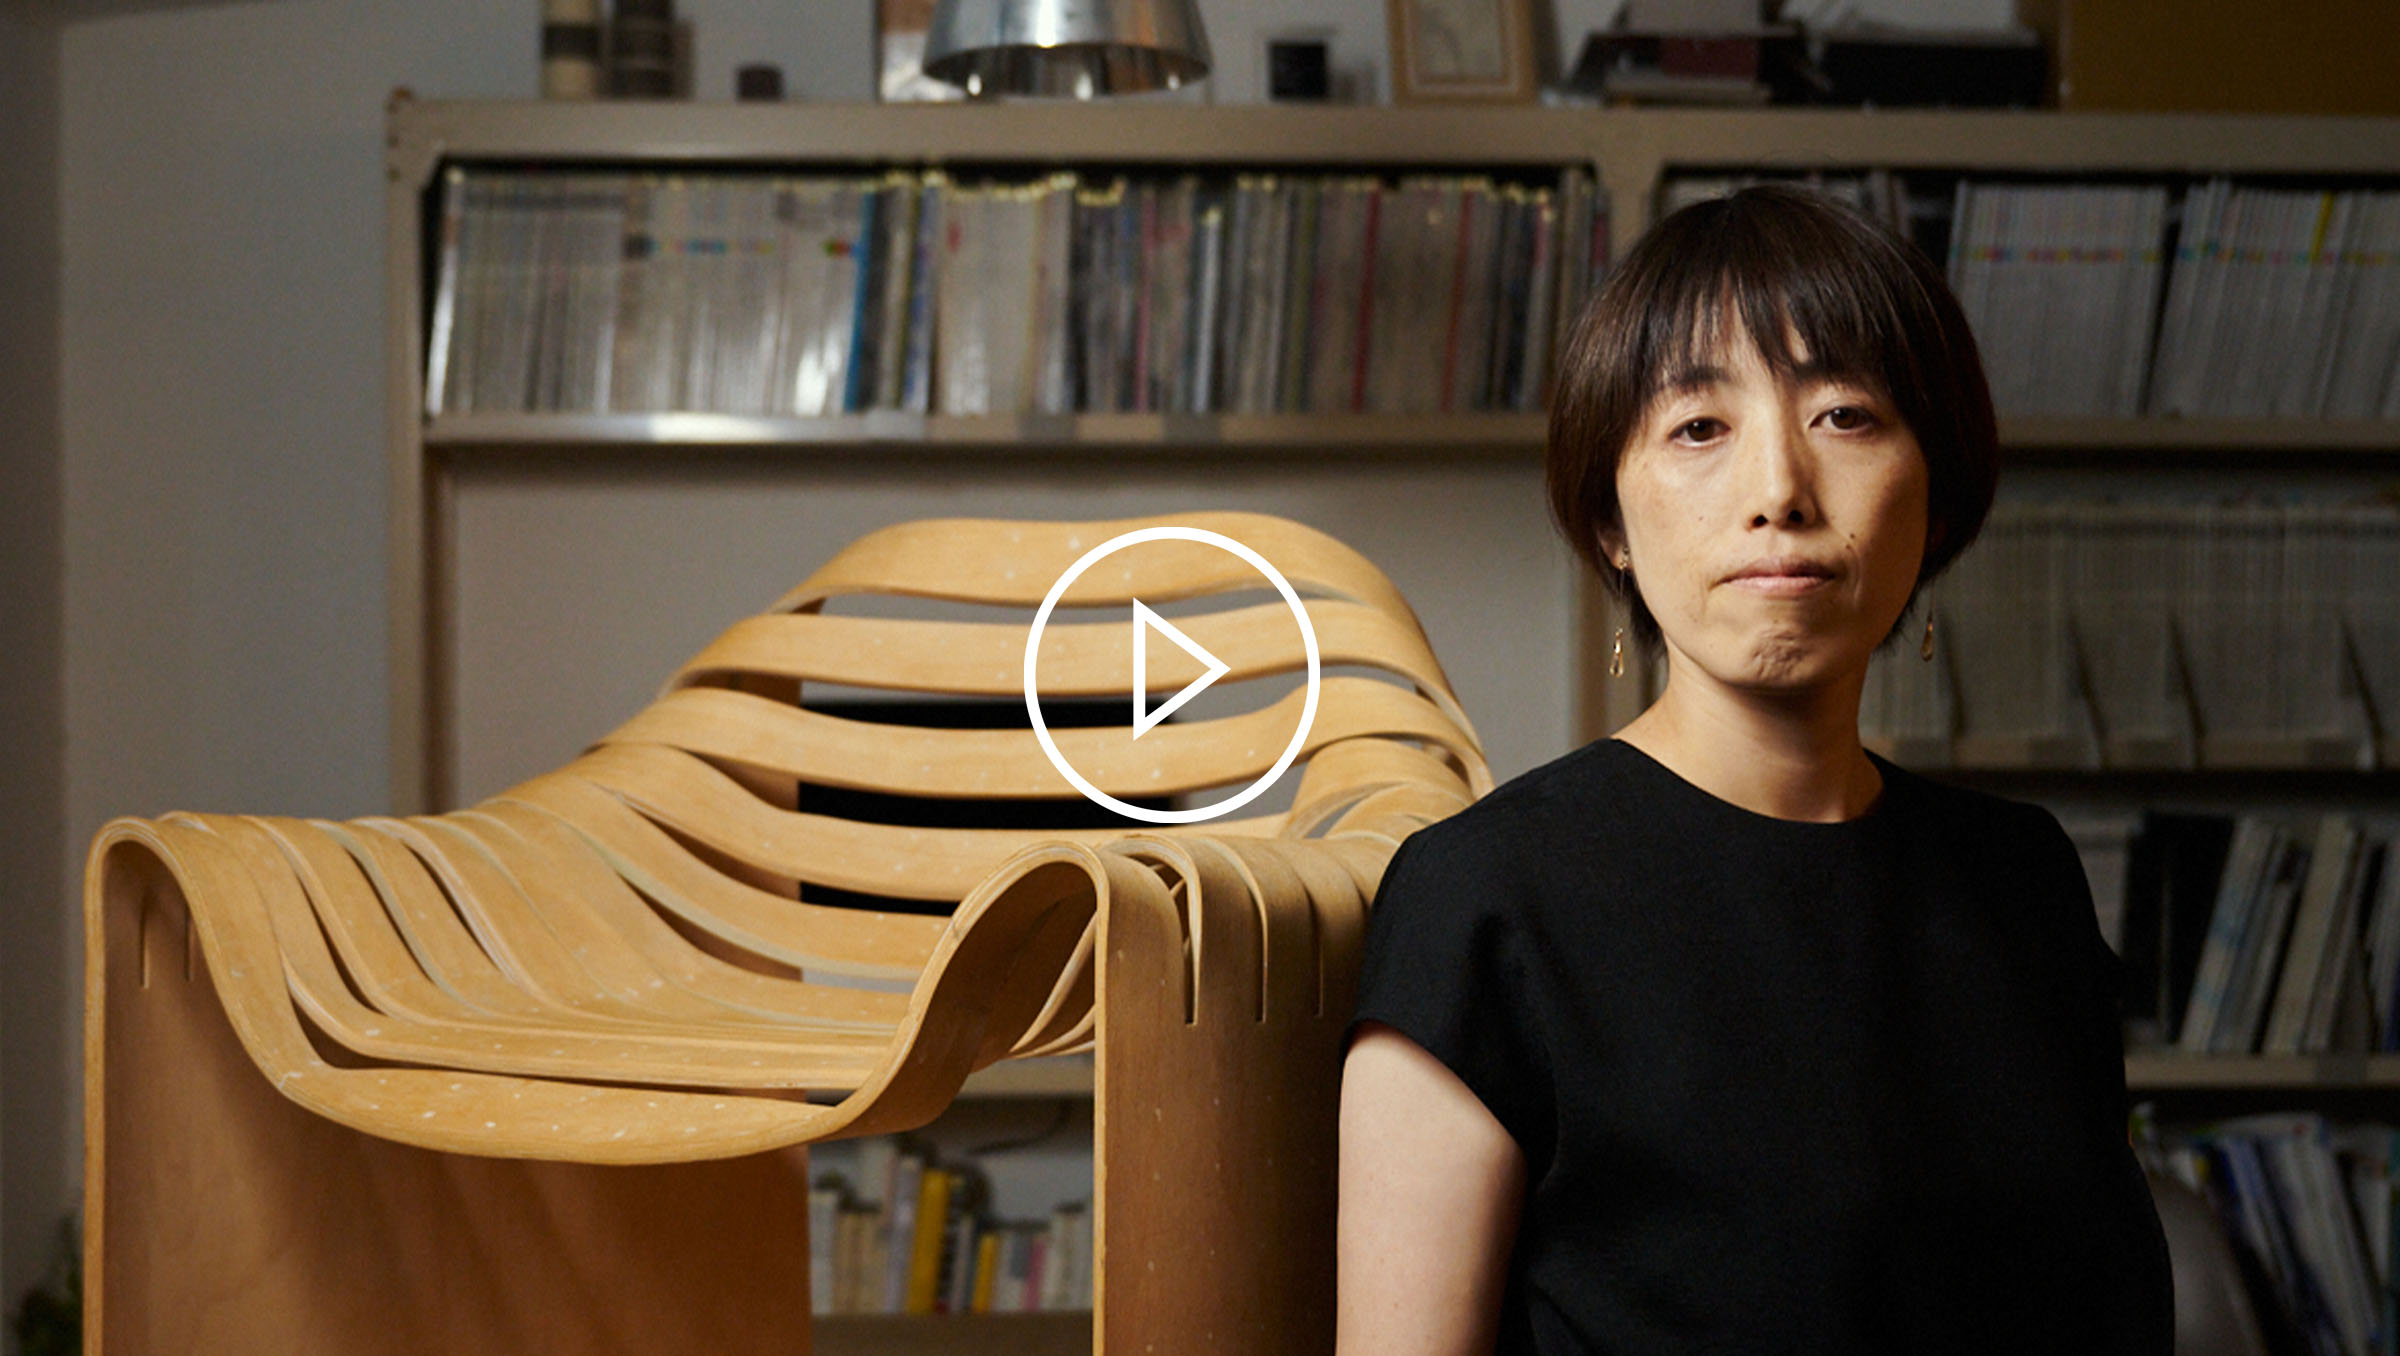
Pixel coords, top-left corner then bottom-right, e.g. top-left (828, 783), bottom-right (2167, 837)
top-left (1336, 184), bottom-right (2175, 1355)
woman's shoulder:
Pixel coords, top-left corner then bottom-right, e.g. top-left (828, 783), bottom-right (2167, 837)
top-left (1873, 752), bottom-right (2076, 850)
top-left (1374, 740), bottom-right (1647, 900)
top-left (1404, 739), bottom-right (1632, 845)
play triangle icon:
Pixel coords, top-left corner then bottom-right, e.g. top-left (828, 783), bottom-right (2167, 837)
top-left (1132, 600), bottom-right (1230, 740)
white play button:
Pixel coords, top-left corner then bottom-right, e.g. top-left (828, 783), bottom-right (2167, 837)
top-left (1024, 525), bottom-right (1321, 825)
top-left (1131, 600), bottom-right (1231, 739)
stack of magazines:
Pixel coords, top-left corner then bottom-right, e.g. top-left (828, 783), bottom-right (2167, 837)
top-left (1946, 178), bottom-right (2400, 419)
top-left (1662, 172), bottom-right (2400, 420)
top-left (424, 164), bottom-right (1609, 419)
top-left (1859, 496), bottom-right (2400, 767)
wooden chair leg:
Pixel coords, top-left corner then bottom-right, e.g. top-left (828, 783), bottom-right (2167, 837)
top-left (86, 845), bottom-right (816, 1356)
top-left (1092, 843), bottom-right (1360, 1356)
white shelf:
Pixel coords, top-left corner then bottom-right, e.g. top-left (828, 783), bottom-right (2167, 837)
top-left (422, 409), bottom-right (1549, 453)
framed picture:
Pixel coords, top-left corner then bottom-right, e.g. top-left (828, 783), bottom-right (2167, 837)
top-left (1387, 0), bottom-right (1538, 103)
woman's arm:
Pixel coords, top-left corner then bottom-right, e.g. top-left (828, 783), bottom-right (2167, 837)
top-left (1337, 1021), bottom-right (1528, 1356)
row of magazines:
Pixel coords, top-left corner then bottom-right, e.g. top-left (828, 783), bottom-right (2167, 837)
top-left (1669, 170), bottom-right (2400, 420)
top-left (1847, 496), bottom-right (2400, 768)
top-left (425, 164), bottom-right (1609, 419)
top-left (429, 161), bottom-right (2400, 425)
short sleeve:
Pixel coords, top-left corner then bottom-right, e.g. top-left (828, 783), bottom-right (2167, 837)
top-left (1344, 824), bottom-right (1556, 1168)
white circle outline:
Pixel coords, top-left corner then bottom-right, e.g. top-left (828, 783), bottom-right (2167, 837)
top-left (1023, 526), bottom-right (1321, 825)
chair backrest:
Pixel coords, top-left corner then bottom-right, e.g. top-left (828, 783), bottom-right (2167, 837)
top-left (562, 511), bottom-right (1491, 918)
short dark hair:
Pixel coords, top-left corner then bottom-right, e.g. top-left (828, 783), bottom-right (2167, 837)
top-left (1544, 182), bottom-right (2000, 654)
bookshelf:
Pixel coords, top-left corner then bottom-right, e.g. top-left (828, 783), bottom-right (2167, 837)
top-left (387, 98), bottom-right (2400, 1348)
top-left (385, 98), bottom-right (2400, 807)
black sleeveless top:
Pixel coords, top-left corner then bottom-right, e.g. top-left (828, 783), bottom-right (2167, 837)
top-left (1345, 738), bottom-right (2174, 1355)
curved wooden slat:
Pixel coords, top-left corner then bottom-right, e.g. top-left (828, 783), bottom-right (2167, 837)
top-left (663, 597), bottom-right (1481, 743)
top-left (496, 769), bottom-right (951, 979)
top-left (597, 677), bottom-right (1481, 805)
top-left (450, 803), bottom-right (908, 1025)
top-left (255, 813), bottom-right (559, 1028)
top-left (220, 818), bottom-right (893, 1089)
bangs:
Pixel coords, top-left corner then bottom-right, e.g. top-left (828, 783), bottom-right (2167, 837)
top-left (1628, 199), bottom-right (1932, 419)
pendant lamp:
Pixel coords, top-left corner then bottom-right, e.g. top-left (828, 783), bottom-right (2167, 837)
top-left (922, 0), bottom-right (1213, 98)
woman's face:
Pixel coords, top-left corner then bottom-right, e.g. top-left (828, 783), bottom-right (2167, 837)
top-left (1601, 316), bottom-right (1931, 695)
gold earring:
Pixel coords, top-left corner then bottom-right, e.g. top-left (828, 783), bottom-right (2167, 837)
top-left (1920, 612), bottom-right (1936, 663)
top-left (1610, 627), bottom-right (1626, 678)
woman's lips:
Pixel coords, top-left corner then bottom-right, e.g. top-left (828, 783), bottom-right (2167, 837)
top-left (1725, 571), bottom-right (1835, 597)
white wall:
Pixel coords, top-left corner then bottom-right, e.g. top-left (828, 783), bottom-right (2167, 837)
top-left (0, 2), bottom-right (65, 1323)
top-left (27, 0), bottom-right (2027, 1314)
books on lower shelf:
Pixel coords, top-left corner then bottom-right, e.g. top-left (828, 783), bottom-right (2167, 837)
top-left (1859, 496), bottom-right (2400, 769)
top-left (2114, 810), bottom-right (2400, 1057)
top-left (808, 1138), bottom-right (1093, 1317)
top-left (2142, 1112), bottom-right (2400, 1356)
top-left (1661, 171), bottom-right (2400, 420)
top-left (423, 162), bottom-right (1609, 420)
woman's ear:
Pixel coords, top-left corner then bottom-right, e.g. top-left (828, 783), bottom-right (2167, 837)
top-left (1596, 523), bottom-right (1628, 571)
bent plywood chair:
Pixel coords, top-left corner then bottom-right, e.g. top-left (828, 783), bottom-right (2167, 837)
top-left (85, 510), bottom-right (1490, 1356)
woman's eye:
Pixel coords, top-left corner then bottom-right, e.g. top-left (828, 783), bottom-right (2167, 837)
top-left (1822, 405), bottom-right (1878, 431)
top-left (1671, 417), bottom-right (1724, 443)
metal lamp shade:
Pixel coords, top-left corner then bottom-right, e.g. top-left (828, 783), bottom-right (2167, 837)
top-left (922, 0), bottom-right (1213, 98)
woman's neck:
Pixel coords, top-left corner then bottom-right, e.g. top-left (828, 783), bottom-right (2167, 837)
top-left (1609, 653), bottom-right (1882, 824)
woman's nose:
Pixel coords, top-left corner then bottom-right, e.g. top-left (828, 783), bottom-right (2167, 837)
top-left (1743, 417), bottom-right (1817, 529)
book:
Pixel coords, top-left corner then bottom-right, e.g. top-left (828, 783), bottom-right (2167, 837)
top-left (881, 1148), bottom-right (924, 1311)
top-left (808, 1179), bottom-right (843, 1315)
top-left (903, 1166), bottom-right (953, 1313)
top-left (2180, 816), bottom-right (2281, 1054)
top-left (970, 1230), bottom-right (1001, 1313)
top-left (899, 172), bottom-right (945, 414)
top-left (2219, 832), bottom-right (2315, 1053)
top-left (870, 170), bottom-right (920, 412)
top-left (2264, 816), bottom-right (2366, 1054)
